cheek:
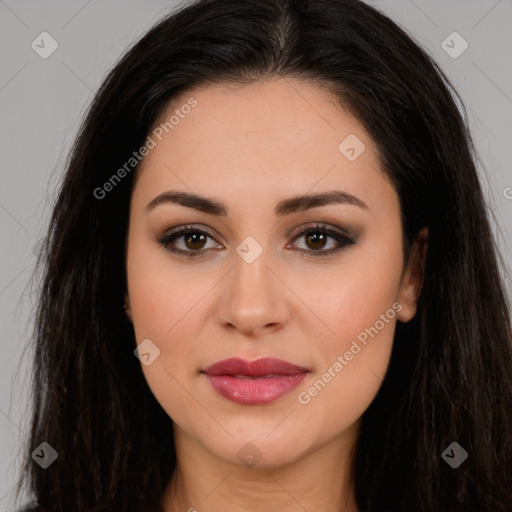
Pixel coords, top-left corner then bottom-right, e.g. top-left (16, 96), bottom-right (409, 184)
top-left (293, 295), bottom-right (399, 450)
top-left (126, 245), bottom-right (206, 427)
top-left (125, 233), bottom-right (207, 404)
top-left (292, 225), bottom-right (404, 353)
top-left (293, 233), bottom-right (403, 430)
top-left (126, 227), bottom-right (206, 342)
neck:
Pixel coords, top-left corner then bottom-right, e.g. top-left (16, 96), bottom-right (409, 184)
top-left (161, 423), bottom-right (360, 512)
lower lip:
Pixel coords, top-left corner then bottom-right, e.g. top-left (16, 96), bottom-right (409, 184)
top-left (204, 373), bottom-right (309, 405)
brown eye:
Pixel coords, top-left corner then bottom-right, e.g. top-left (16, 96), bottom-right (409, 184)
top-left (304, 231), bottom-right (329, 251)
top-left (158, 226), bottom-right (222, 257)
top-left (182, 231), bottom-right (208, 250)
top-left (290, 225), bottom-right (357, 257)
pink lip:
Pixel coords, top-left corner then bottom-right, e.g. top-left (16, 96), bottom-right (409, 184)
top-left (202, 357), bottom-right (310, 405)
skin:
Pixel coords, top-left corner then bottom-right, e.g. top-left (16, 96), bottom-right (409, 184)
top-left (124, 78), bottom-right (428, 512)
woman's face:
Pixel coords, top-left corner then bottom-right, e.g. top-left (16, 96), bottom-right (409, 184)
top-left (124, 78), bottom-right (423, 469)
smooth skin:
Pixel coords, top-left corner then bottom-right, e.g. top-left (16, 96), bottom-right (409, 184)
top-left (124, 78), bottom-right (428, 512)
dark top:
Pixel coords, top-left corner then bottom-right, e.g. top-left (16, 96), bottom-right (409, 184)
top-left (16, 504), bottom-right (41, 512)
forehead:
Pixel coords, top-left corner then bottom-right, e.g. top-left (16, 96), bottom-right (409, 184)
top-left (132, 78), bottom-right (398, 219)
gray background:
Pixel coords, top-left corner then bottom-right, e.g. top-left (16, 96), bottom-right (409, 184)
top-left (1, 0), bottom-right (511, 509)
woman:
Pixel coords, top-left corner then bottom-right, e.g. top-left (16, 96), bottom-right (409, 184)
top-left (14, 0), bottom-right (512, 511)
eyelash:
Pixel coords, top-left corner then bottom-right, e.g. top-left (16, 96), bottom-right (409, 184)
top-left (156, 224), bottom-right (357, 259)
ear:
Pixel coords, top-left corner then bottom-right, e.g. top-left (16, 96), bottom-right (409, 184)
top-left (123, 292), bottom-right (133, 322)
top-left (396, 227), bottom-right (428, 322)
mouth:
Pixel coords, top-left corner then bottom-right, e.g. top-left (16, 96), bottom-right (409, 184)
top-left (201, 357), bottom-right (310, 405)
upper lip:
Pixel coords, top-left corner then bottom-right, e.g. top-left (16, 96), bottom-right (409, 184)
top-left (202, 357), bottom-right (310, 377)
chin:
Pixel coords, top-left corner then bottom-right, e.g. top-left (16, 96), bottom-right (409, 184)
top-left (205, 430), bottom-right (312, 469)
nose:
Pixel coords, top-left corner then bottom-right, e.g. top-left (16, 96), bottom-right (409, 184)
top-left (215, 245), bottom-right (291, 337)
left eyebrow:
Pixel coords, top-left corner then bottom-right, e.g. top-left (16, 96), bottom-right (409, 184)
top-left (145, 190), bottom-right (370, 216)
top-left (274, 190), bottom-right (369, 216)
